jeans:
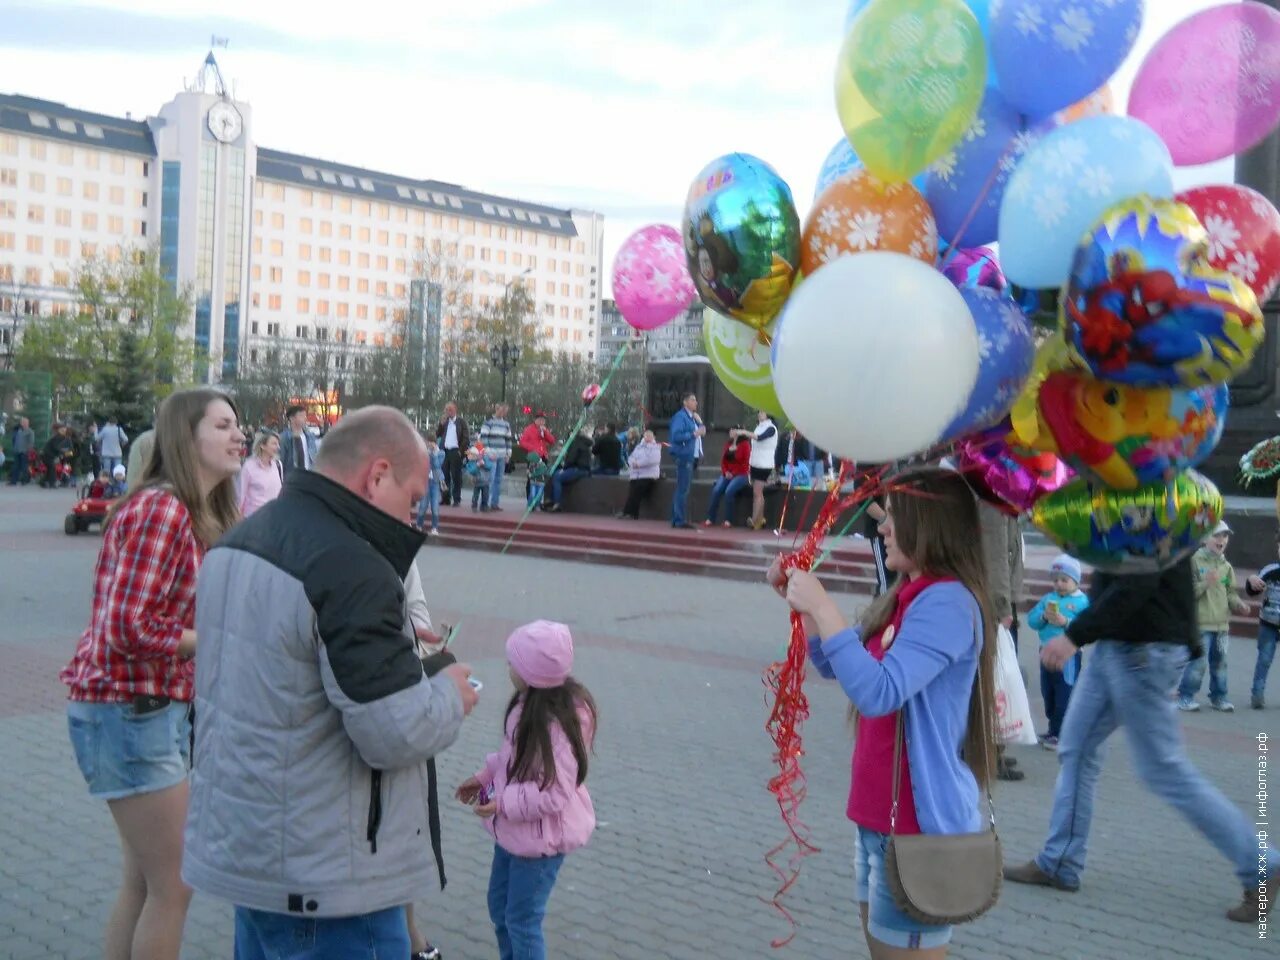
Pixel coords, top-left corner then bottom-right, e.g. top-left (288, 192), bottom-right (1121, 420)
top-left (7, 449), bottom-right (27, 484)
top-left (1177, 630), bottom-right (1229, 703)
top-left (472, 479), bottom-right (490, 509)
top-left (806, 459), bottom-right (826, 485)
top-left (1035, 641), bottom-right (1277, 888)
top-left (671, 458), bottom-right (694, 526)
top-left (528, 481), bottom-right (545, 507)
top-left (416, 481), bottom-right (441, 530)
top-left (487, 845), bottom-right (564, 960)
top-left (66, 700), bottom-right (191, 801)
top-left (489, 456), bottom-right (506, 507)
top-left (101, 455), bottom-right (122, 477)
top-left (443, 448), bottom-right (463, 504)
top-left (550, 466), bottom-right (588, 505)
top-left (1254, 622), bottom-right (1278, 700)
top-left (706, 474), bottom-right (748, 524)
top-left (233, 905), bottom-right (408, 960)
top-left (1040, 658), bottom-right (1079, 739)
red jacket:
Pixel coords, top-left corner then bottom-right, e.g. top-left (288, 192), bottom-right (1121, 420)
top-left (720, 437), bottom-right (750, 478)
top-left (519, 423), bottom-right (556, 460)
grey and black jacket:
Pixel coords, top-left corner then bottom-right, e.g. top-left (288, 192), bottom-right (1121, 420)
top-left (184, 470), bottom-right (465, 918)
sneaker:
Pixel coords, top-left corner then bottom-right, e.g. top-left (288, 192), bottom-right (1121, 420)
top-left (1252, 694), bottom-right (1265, 710)
top-left (489, 506), bottom-right (503, 512)
top-left (1176, 698), bottom-right (1200, 712)
top-left (1003, 860), bottom-right (1079, 892)
top-left (996, 759), bottom-right (1025, 782)
top-left (702, 520), bottom-right (713, 527)
top-left (429, 528), bottom-right (440, 537)
top-left (412, 943), bottom-right (443, 960)
top-left (1227, 886), bottom-right (1263, 923)
top-left (471, 504), bottom-right (478, 512)
top-left (480, 505), bottom-right (489, 512)
top-left (1040, 735), bottom-right (1059, 751)
top-left (1210, 699), bottom-right (1235, 713)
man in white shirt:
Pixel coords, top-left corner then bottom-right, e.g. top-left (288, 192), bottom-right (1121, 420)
top-left (433, 402), bottom-right (469, 506)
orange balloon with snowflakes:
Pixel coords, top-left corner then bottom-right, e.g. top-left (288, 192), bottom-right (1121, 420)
top-left (1056, 83), bottom-right (1115, 125)
top-left (799, 168), bottom-right (937, 278)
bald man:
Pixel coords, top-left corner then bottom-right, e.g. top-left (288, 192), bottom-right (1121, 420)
top-left (186, 406), bottom-right (478, 959)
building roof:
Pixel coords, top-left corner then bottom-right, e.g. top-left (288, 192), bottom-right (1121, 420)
top-left (0, 93), bottom-right (156, 156)
top-left (255, 147), bottom-right (580, 238)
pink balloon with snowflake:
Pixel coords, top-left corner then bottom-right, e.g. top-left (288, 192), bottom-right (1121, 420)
top-left (1129, 2), bottom-right (1280, 166)
top-left (612, 224), bottom-right (697, 331)
top-left (1178, 184), bottom-right (1280, 303)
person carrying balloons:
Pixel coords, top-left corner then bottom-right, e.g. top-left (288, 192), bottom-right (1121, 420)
top-left (1025, 555), bottom-right (1089, 750)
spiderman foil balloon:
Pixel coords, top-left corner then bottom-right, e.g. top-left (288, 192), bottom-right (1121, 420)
top-left (1062, 196), bottom-right (1263, 389)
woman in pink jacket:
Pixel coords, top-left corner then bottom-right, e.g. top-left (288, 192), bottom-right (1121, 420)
top-left (456, 620), bottom-right (597, 960)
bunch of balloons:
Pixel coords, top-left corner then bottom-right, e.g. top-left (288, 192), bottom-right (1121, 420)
top-left (673, 0), bottom-right (1280, 572)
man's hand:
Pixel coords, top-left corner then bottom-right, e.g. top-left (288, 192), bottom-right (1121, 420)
top-left (177, 629), bottom-right (197, 661)
top-left (1040, 635), bottom-right (1078, 672)
top-left (443, 663), bottom-right (479, 715)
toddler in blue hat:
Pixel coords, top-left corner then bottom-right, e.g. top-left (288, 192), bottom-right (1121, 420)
top-left (1027, 554), bottom-right (1090, 749)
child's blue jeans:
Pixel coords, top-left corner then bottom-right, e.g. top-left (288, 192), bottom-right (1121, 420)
top-left (416, 481), bottom-right (440, 530)
top-left (528, 481), bottom-right (544, 507)
top-left (1177, 630), bottom-right (1229, 704)
top-left (1253, 621), bottom-right (1278, 701)
top-left (487, 844), bottom-right (564, 960)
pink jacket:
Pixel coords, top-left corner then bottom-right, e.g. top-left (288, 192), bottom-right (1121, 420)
top-left (476, 699), bottom-right (596, 859)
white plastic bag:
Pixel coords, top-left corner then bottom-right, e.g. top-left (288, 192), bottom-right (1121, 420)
top-left (993, 625), bottom-right (1038, 746)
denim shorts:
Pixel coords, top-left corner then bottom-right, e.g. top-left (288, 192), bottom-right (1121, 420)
top-left (66, 700), bottom-right (192, 801)
top-left (854, 826), bottom-right (953, 950)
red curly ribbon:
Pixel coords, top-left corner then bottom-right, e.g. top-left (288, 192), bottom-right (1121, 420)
top-left (763, 461), bottom-right (897, 947)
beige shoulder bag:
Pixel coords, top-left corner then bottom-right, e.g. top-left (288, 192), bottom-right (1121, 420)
top-left (883, 625), bottom-right (1002, 925)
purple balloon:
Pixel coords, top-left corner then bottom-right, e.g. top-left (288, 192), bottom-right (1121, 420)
top-left (1129, 2), bottom-right (1280, 166)
top-left (941, 287), bottom-right (1034, 441)
top-left (925, 87), bottom-right (1028, 247)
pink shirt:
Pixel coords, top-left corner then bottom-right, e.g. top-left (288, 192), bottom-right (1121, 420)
top-left (476, 699), bottom-right (596, 858)
top-left (238, 455), bottom-right (283, 517)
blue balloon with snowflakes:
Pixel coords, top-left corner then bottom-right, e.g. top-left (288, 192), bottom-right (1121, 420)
top-left (999, 115), bottom-right (1174, 290)
top-left (940, 287), bottom-right (1035, 441)
top-left (925, 87), bottom-right (1034, 248)
top-left (815, 139), bottom-right (861, 200)
top-left (990, 0), bottom-right (1145, 119)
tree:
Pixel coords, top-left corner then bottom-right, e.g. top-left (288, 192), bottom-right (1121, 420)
top-left (14, 247), bottom-right (196, 424)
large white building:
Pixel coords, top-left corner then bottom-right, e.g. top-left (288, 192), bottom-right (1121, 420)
top-left (0, 54), bottom-right (605, 382)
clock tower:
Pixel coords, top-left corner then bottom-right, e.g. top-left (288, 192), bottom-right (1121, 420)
top-left (147, 51), bottom-right (254, 383)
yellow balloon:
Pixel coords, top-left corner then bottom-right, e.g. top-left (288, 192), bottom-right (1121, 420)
top-left (835, 0), bottom-right (987, 184)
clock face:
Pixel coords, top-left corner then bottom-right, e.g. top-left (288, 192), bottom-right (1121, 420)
top-left (207, 102), bottom-right (243, 144)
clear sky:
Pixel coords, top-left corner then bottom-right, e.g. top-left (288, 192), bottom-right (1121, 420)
top-left (0, 0), bottom-right (1239, 295)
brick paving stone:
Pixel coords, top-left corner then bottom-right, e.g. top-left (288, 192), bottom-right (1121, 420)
top-left (0, 485), bottom-right (1272, 959)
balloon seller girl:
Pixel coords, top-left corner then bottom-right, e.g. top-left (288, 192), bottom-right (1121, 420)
top-left (456, 621), bottom-right (598, 960)
top-left (769, 467), bottom-right (997, 959)
top-left (61, 388), bottom-right (243, 960)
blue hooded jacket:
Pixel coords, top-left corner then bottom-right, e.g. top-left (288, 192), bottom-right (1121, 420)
top-left (668, 408), bottom-right (698, 462)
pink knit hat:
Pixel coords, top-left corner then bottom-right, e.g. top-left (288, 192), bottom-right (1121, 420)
top-left (506, 620), bottom-right (574, 689)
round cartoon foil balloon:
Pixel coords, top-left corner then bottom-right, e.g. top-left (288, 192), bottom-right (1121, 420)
top-left (1015, 369), bottom-right (1228, 490)
top-left (683, 154), bottom-right (801, 338)
top-left (1063, 196), bottom-right (1265, 388)
top-left (703, 309), bottom-right (785, 417)
top-left (1032, 469), bottom-right (1224, 572)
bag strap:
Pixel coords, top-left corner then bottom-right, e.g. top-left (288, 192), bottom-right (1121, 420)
top-left (889, 606), bottom-right (998, 836)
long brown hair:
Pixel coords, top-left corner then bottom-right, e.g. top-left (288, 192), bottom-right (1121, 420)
top-left (858, 467), bottom-right (998, 789)
top-left (111, 388), bottom-right (241, 547)
top-left (505, 677), bottom-right (598, 789)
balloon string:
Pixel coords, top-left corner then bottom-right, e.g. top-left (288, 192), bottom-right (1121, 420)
top-left (764, 461), bottom-right (901, 948)
top-left (501, 342), bottom-right (631, 554)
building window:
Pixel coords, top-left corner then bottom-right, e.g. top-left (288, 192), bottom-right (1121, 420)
top-left (300, 217), bottom-right (313, 234)
top-left (108, 215), bottom-right (124, 234)
top-left (0, 232), bottom-right (16, 250)
top-left (376, 255), bottom-right (388, 270)
top-left (357, 278), bottom-right (369, 293)
top-left (27, 204), bottom-right (43, 223)
top-left (339, 224), bottom-right (351, 240)
top-left (357, 253), bottom-right (369, 268)
top-left (0, 134), bottom-right (16, 155)
top-left (0, 200), bottom-right (13, 219)
top-left (295, 325), bottom-right (308, 338)
top-left (83, 150), bottom-right (99, 170)
top-left (338, 250), bottom-right (350, 265)
top-left (356, 304), bottom-right (368, 320)
top-left (337, 275), bottom-right (350, 291)
top-left (318, 273), bottom-right (330, 289)
top-left (25, 235), bottom-right (41, 254)
top-left (83, 182), bottom-right (99, 201)
top-left (318, 247), bottom-right (331, 263)
top-left (268, 295), bottom-right (281, 310)
top-left (297, 298), bottom-right (310, 313)
top-left (358, 227), bottom-right (371, 243)
top-left (0, 168), bottom-right (15, 187)
top-left (317, 300), bottom-right (329, 316)
top-left (28, 172), bottom-right (45, 192)
top-left (299, 244), bottom-right (312, 260)
top-left (269, 266), bottom-right (282, 282)
top-left (110, 155), bottom-right (125, 174)
top-left (270, 240), bottom-right (283, 256)
top-left (24, 267), bottom-right (40, 285)
top-left (109, 185), bottom-right (124, 205)
top-left (30, 140), bottom-right (46, 161)
top-left (319, 221), bottom-right (332, 237)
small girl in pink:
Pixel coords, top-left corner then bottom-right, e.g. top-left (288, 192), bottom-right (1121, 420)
top-left (456, 621), bottom-right (597, 960)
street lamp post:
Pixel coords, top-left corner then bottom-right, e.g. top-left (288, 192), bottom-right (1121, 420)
top-left (489, 339), bottom-right (520, 402)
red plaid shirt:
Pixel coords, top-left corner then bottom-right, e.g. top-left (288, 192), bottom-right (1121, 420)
top-left (60, 487), bottom-right (203, 703)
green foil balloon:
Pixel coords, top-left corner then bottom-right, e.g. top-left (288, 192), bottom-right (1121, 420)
top-left (835, 0), bottom-right (987, 184)
top-left (703, 309), bottom-right (785, 418)
top-left (1031, 469), bottom-right (1224, 572)
top-left (683, 153), bottom-right (801, 336)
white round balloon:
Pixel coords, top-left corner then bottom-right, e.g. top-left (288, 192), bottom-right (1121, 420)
top-left (770, 252), bottom-right (979, 462)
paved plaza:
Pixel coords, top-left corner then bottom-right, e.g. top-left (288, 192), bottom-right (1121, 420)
top-left (0, 485), bottom-right (1270, 959)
